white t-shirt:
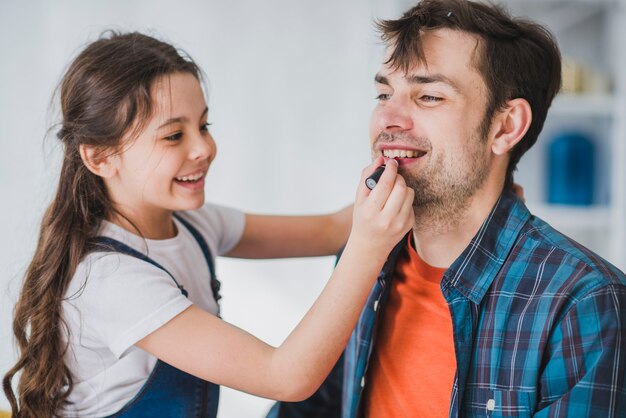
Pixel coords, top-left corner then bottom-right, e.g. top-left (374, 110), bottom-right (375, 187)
top-left (60, 203), bottom-right (245, 417)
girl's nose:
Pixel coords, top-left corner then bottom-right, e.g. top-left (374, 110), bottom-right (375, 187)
top-left (189, 132), bottom-right (216, 162)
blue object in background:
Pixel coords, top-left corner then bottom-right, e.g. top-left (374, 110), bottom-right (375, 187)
top-left (547, 132), bottom-right (595, 205)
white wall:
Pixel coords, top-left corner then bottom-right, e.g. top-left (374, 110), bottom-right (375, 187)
top-left (0, 0), bottom-right (404, 416)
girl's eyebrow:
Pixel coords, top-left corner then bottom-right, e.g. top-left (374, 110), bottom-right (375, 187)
top-left (157, 107), bottom-right (209, 129)
top-left (158, 117), bottom-right (186, 129)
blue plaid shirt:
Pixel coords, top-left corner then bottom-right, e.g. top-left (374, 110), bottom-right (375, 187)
top-left (268, 191), bottom-right (626, 417)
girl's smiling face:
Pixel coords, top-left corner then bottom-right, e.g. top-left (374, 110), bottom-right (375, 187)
top-left (105, 72), bottom-right (216, 228)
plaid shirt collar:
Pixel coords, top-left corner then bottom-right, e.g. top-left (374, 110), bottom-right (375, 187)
top-left (443, 190), bottom-right (530, 304)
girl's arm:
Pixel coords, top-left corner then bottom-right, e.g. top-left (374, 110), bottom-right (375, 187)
top-left (136, 158), bottom-right (414, 401)
top-left (225, 205), bottom-right (353, 259)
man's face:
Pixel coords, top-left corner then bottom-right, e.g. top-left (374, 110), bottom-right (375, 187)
top-left (370, 29), bottom-right (493, 218)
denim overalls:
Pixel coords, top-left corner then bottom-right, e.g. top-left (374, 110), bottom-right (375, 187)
top-left (94, 214), bottom-right (221, 418)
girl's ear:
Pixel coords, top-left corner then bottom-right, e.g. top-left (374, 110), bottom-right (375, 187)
top-left (490, 98), bottom-right (532, 155)
top-left (79, 144), bottom-right (118, 178)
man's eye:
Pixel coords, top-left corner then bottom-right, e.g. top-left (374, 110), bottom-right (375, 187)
top-left (200, 122), bottom-right (213, 132)
top-left (375, 93), bottom-right (391, 101)
top-left (164, 132), bottom-right (183, 141)
top-left (421, 95), bottom-right (443, 103)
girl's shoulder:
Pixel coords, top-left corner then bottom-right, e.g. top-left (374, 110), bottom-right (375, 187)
top-left (67, 248), bottom-right (181, 303)
top-left (65, 249), bottom-right (192, 357)
top-left (66, 216), bottom-right (186, 306)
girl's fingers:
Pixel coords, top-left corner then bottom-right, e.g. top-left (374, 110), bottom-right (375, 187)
top-left (355, 157), bottom-right (385, 203)
top-left (380, 174), bottom-right (412, 220)
top-left (378, 174), bottom-right (414, 234)
top-left (351, 159), bottom-right (414, 246)
top-left (361, 159), bottom-right (398, 210)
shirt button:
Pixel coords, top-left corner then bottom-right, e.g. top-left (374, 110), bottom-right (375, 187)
top-left (360, 377), bottom-right (366, 388)
top-left (486, 399), bottom-right (496, 411)
top-left (373, 300), bottom-right (379, 311)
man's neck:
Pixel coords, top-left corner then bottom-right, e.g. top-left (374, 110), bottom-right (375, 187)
top-left (412, 184), bottom-right (502, 268)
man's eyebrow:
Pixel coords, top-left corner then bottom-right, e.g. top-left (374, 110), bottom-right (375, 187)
top-left (374, 73), bottom-right (389, 85)
top-left (407, 74), bottom-right (461, 93)
top-left (374, 73), bottom-right (461, 94)
top-left (157, 107), bottom-right (209, 129)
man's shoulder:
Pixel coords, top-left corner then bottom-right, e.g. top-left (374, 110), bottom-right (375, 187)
top-left (514, 213), bottom-right (626, 296)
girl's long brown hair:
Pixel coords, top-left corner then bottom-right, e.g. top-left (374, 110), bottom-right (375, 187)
top-left (2, 31), bottom-right (201, 417)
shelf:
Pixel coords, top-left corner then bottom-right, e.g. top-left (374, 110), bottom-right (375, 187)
top-left (527, 202), bottom-right (611, 231)
top-left (507, 0), bottom-right (626, 270)
top-left (549, 94), bottom-right (615, 118)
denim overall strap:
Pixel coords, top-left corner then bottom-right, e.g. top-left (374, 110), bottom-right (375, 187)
top-left (173, 213), bottom-right (221, 306)
top-left (93, 222), bottom-right (220, 418)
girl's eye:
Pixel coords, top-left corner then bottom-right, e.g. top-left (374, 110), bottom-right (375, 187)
top-left (164, 132), bottom-right (183, 141)
top-left (375, 93), bottom-right (391, 101)
top-left (200, 122), bottom-right (213, 132)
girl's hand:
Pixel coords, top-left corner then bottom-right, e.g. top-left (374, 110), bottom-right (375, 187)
top-left (347, 157), bottom-right (414, 254)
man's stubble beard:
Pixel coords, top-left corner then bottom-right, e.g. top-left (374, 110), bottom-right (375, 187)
top-left (403, 131), bottom-right (490, 235)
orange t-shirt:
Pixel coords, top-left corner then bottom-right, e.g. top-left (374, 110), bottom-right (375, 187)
top-left (364, 235), bottom-right (456, 418)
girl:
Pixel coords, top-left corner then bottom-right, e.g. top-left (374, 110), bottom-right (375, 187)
top-left (2, 32), bottom-right (413, 417)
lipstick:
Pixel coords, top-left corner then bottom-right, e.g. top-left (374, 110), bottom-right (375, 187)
top-left (365, 165), bottom-right (386, 190)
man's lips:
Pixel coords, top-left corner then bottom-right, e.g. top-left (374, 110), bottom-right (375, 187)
top-left (379, 147), bottom-right (427, 167)
top-left (381, 148), bottom-right (427, 159)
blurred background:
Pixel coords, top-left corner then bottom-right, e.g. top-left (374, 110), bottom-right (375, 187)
top-left (1, 0), bottom-right (624, 416)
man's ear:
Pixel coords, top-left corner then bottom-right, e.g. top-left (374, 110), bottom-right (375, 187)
top-left (491, 98), bottom-right (532, 155)
top-left (79, 144), bottom-right (118, 178)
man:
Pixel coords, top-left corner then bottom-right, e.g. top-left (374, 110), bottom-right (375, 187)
top-left (268, 0), bottom-right (626, 416)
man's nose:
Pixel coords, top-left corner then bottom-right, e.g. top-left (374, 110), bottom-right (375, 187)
top-left (373, 98), bottom-right (414, 134)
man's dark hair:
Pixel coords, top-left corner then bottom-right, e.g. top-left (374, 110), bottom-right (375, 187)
top-left (377, 0), bottom-right (562, 187)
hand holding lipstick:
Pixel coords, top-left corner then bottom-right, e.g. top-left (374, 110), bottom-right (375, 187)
top-left (365, 164), bottom-right (386, 190)
top-left (346, 157), bottom-right (414, 258)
